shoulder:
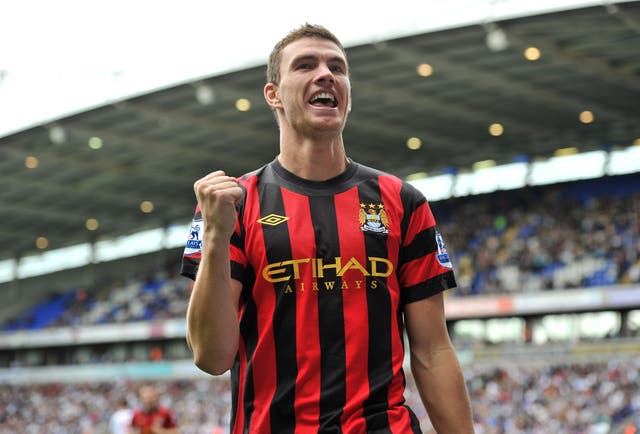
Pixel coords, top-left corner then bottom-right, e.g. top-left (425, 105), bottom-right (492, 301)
top-left (353, 161), bottom-right (412, 188)
top-left (159, 406), bottom-right (177, 419)
top-left (130, 410), bottom-right (143, 423)
top-left (354, 161), bottom-right (426, 200)
top-left (237, 161), bottom-right (271, 184)
top-left (352, 161), bottom-right (395, 179)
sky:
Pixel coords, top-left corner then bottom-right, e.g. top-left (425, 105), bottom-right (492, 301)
top-left (0, 0), bottom-right (607, 139)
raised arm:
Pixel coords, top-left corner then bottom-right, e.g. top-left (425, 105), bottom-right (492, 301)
top-left (186, 170), bottom-right (244, 375)
top-left (404, 292), bottom-right (474, 433)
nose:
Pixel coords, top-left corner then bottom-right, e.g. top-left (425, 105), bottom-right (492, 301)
top-left (314, 63), bottom-right (334, 84)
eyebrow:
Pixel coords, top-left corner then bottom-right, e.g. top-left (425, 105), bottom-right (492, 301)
top-left (290, 54), bottom-right (348, 68)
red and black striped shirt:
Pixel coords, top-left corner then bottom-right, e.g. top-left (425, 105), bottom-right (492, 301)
top-left (182, 159), bottom-right (456, 434)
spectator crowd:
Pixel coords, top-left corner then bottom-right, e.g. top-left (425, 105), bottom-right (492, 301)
top-left (1, 176), bottom-right (639, 433)
top-left (433, 180), bottom-right (640, 296)
top-left (1, 359), bottom-right (639, 434)
top-left (4, 177), bottom-right (640, 332)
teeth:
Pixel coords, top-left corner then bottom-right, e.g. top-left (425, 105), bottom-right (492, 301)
top-left (311, 92), bottom-right (336, 102)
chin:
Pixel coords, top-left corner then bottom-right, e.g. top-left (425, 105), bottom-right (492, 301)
top-left (313, 114), bottom-right (346, 128)
top-left (312, 121), bottom-right (344, 134)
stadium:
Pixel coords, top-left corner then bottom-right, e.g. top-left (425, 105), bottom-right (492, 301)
top-left (1, 1), bottom-right (639, 433)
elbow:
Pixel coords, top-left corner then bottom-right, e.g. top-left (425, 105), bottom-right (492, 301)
top-left (192, 349), bottom-right (236, 376)
top-left (186, 327), bottom-right (240, 375)
top-left (410, 343), bottom-right (456, 372)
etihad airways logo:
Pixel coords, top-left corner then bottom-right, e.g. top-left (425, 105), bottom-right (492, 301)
top-left (262, 256), bottom-right (393, 283)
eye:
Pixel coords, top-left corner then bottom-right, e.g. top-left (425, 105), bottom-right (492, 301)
top-left (330, 65), bottom-right (344, 73)
top-left (296, 63), bottom-right (313, 70)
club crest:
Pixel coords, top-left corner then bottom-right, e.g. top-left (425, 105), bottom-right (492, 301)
top-left (359, 202), bottom-right (389, 234)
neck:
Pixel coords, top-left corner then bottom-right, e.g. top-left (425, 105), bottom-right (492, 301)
top-left (278, 131), bottom-right (349, 181)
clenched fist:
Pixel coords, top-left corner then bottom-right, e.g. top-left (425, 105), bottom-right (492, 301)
top-left (193, 170), bottom-right (243, 244)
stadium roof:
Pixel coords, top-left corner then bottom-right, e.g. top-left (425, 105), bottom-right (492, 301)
top-left (1, 2), bottom-right (639, 263)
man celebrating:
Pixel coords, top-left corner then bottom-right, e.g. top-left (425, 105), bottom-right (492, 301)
top-left (182, 24), bottom-right (474, 434)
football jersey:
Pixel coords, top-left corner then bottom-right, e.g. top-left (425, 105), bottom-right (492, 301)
top-left (182, 158), bottom-right (456, 434)
top-left (130, 406), bottom-right (177, 432)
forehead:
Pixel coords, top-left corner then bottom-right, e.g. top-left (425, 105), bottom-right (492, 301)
top-left (280, 37), bottom-right (347, 66)
top-left (141, 387), bottom-right (156, 396)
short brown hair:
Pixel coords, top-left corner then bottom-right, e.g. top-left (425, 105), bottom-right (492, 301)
top-left (266, 23), bottom-right (347, 85)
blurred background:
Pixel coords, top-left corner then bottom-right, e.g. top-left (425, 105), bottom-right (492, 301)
top-left (1, 0), bottom-right (640, 433)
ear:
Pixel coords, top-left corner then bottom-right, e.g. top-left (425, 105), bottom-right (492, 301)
top-left (264, 83), bottom-right (282, 109)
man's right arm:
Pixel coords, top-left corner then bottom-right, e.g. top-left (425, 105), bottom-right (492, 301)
top-left (186, 171), bottom-right (244, 375)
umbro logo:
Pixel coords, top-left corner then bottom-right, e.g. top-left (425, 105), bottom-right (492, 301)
top-left (257, 213), bottom-right (290, 226)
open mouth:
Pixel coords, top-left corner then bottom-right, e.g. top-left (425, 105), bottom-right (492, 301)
top-left (309, 92), bottom-right (338, 108)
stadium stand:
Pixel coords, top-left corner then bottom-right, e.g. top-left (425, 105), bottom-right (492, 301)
top-left (2, 361), bottom-right (639, 433)
top-left (433, 174), bottom-right (640, 297)
top-left (3, 175), bottom-right (639, 333)
top-left (1, 3), bottom-right (639, 432)
top-left (1, 177), bottom-right (639, 433)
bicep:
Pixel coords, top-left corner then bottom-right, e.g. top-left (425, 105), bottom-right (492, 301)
top-left (404, 292), bottom-right (452, 354)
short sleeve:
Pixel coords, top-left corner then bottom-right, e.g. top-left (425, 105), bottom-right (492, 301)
top-left (398, 183), bottom-right (456, 304)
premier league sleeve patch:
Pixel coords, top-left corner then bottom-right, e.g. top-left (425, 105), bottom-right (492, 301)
top-left (183, 218), bottom-right (203, 256)
top-left (435, 230), bottom-right (453, 269)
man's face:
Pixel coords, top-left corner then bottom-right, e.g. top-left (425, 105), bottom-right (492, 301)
top-left (140, 386), bottom-right (158, 410)
top-left (269, 37), bottom-right (351, 136)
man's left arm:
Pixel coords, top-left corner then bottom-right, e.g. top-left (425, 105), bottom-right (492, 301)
top-left (404, 292), bottom-right (474, 433)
